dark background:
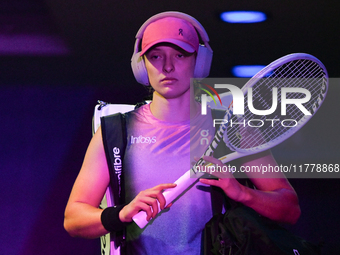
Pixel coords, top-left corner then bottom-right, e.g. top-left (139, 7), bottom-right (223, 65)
top-left (0, 0), bottom-right (339, 254)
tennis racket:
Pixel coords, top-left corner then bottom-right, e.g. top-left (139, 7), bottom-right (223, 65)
top-left (132, 53), bottom-right (328, 228)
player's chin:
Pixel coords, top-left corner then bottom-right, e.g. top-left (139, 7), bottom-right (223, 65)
top-left (158, 88), bottom-right (190, 99)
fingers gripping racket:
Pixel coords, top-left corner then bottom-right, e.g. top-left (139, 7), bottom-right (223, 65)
top-left (132, 53), bottom-right (328, 228)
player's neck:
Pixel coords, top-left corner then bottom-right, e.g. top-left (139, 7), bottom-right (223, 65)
top-left (150, 91), bottom-right (199, 122)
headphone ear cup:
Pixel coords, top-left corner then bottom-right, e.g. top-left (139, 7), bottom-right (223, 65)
top-left (131, 52), bottom-right (150, 85)
top-left (194, 45), bottom-right (213, 78)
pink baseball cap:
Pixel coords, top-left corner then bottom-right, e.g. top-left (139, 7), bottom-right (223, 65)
top-left (140, 17), bottom-right (199, 56)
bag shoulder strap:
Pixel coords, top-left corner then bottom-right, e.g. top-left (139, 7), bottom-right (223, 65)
top-left (210, 109), bottom-right (251, 214)
top-left (101, 112), bottom-right (129, 206)
top-left (210, 109), bottom-right (228, 215)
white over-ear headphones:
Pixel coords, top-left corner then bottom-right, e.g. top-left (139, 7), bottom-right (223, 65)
top-left (131, 11), bottom-right (213, 86)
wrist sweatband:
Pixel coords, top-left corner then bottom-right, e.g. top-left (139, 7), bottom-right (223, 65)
top-left (101, 204), bottom-right (130, 232)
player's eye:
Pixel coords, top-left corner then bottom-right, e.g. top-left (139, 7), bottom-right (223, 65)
top-left (148, 51), bottom-right (160, 57)
top-left (146, 51), bottom-right (162, 60)
top-left (176, 50), bottom-right (194, 59)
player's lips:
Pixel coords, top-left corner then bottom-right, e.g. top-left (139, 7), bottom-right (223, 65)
top-left (161, 77), bottom-right (177, 83)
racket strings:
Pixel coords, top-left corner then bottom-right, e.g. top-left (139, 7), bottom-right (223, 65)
top-left (225, 59), bottom-right (327, 151)
top-left (273, 60), bottom-right (325, 112)
top-left (271, 59), bottom-right (322, 79)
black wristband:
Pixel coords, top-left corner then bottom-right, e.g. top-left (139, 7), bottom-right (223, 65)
top-left (101, 204), bottom-right (131, 232)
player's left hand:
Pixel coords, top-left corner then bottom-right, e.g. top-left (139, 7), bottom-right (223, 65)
top-left (198, 156), bottom-right (247, 202)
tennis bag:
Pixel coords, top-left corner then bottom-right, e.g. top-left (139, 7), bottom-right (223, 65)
top-left (93, 101), bottom-right (136, 255)
top-left (94, 101), bottom-right (148, 255)
top-left (202, 196), bottom-right (322, 255)
top-left (202, 109), bottom-right (322, 255)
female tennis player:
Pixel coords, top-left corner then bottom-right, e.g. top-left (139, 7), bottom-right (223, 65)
top-left (64, 11), bottom-right (300, 255)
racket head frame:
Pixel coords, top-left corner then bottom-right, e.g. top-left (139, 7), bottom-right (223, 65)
top-left (223, 53), bottom-right (328, 154)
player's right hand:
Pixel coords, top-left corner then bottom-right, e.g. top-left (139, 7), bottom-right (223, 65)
top-left (119, 183), bottom-right (177, 223)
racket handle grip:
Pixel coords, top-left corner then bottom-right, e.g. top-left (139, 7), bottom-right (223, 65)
top-left (132, 170), bottom-right (201, 228)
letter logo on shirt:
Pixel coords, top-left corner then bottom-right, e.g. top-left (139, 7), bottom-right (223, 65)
top-left (130, 135), bottom-right (157, 144)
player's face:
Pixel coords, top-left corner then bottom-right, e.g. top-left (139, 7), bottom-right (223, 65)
top-left (144, 43), bottom-right (196, 99)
